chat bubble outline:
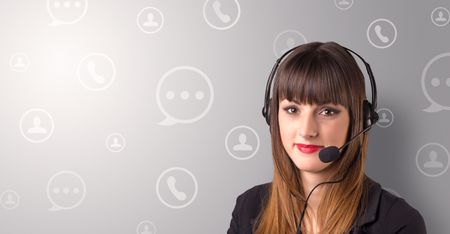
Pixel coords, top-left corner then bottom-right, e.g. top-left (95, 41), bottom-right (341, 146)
top-left (47, 170), bottom-right (86, 211)
top-left (156, 167), bottom-right (198, 209)
top-left (47, 0), bottom-right (88, 26)
top-left (19, 108), bottom-right (55, 144)
top-left (421, 52), bottom-right (450, 112)
top-left (225, 125), bottom-right (260, 160)
top-left (156, 66), bottom-right (214, 126)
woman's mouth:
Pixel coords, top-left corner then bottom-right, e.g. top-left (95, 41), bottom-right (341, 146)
top-left (296, 143), bottom-right (324, 154)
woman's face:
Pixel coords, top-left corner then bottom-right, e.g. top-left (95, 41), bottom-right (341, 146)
top-left (278, 99), bottom-right (350, 173)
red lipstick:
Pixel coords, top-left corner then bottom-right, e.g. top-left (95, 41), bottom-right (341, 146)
top-left (296, 143), bottom-right (323, 154)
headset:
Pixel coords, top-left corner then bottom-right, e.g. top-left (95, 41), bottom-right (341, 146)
top-left (261, 44), bottom-right (379, 130)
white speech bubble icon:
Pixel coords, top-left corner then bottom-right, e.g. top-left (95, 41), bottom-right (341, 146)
top-left (422, 52), bottom-right (450, 112)
top-left (47, 0), bottom-right (88, 26)
top-left (47, 171), bottom-right (86, 211)
top-left (156, 66), bottom-right (214, 126)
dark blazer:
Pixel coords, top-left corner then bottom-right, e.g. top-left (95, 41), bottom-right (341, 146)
top-left (227, 176), bottom-right (426, 234)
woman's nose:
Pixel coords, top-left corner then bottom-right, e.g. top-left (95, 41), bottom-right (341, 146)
top-left (298, 114), bottom-right (318, 138)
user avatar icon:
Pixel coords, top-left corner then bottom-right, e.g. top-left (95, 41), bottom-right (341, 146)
top-left (421, 53), bottom-right (450, 112)
top-left (334, 0), bottom-right (353, 10)
top-left (203, 0), bottom-right (241, 30)
top-left (416, 142), bottom-right (449, 177)
top-left (20, 108), bottom-right (54, 143)
top-left (27, 116), bottom-right (48, 134)
top-left (136, 220), bottom-right (157, 234)
top-left (273, 30), bottom-right (307, 58)
top-left (226, 125), bottom-right (260, 160)
top-left (367, 18), bottom-right (397, 49)
top-left (375, 108), bottom-right (394, 128)
top-left (143, 13), bottom-right (159, 27)
top-left (0, 190), bottom-right (20, 210)
top-left (156, 167), bottom-right (198, 209)
top-left (424, 151), bottom-right (444, 168)
top-left (232, 133), bottom-right (253, 151)
top-left (431, 7), bottom-right (450, 27)
top-left (106, 133), bottom-right (126, 152)
top-left (9, 53), bottom-right (30, 72)
top-left (77, 53), bottom-right (116, 91)
top-left (137, 7), bottom-right (164, 34)
top-left (436, 11), bottom-right (447, 22)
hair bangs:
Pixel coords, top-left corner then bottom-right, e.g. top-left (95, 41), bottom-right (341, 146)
top-left (277, 52), bottom-right (351, 108)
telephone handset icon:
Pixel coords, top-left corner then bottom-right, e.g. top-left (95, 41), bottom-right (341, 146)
top-left (87, 61), bottom-right (105, 84)
top-left (374, 25), bottom-right (389, 43)
top-left (212, 0), bottom-right (231, 23)
top-left (167, 176), bottom-right (187, 201)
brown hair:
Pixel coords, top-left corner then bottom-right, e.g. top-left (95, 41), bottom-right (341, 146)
top-left (254, 41), bottom-right (370, 233)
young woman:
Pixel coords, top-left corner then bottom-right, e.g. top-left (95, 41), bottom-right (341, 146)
top-left (227, 42), bottom-right (426, 233)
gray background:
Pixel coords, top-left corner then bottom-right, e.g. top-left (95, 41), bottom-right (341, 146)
top-left (0, 0), bottom-right (449, 233)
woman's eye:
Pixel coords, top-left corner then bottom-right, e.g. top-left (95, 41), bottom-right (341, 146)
top-left (284, 107), bottom-right (297, 114)
top-left (321, 108), bottom-right (339, 116)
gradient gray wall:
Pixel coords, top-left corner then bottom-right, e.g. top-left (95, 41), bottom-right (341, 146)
top-left (0, 0), bottom-right (449, 233)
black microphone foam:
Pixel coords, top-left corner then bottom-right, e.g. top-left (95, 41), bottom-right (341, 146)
top-left (319, 146), bottom-right (340, 163)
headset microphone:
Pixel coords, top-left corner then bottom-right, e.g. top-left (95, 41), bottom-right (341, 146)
top-left (319, 118), bottom-right (377, 163)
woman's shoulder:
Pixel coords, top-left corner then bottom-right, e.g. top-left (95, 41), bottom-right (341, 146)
top-left (361, 176), bottom-right (427, 233)
top-left (227, 182), bottom-right (271, 234)
top-left (234, 182), bottom-right (271, 213)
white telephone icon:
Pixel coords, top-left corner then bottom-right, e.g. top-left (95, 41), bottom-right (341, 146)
top-left (374, 24), bottom-right (389, 43)
top-left (213, 0), bottom-right (231, 23)
top-left (87, 61), bottom-right (105, 84)
top-left (166, 176), bottom-right (187, 201)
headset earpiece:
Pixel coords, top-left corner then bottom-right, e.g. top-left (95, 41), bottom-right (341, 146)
top-left (362, 100), bottom-right (379, 129)
top-left (262, 98), bottom-right (271, 125)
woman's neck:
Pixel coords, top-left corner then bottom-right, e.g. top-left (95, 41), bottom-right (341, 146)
top-left (300, 170), bottom-right (332, 212)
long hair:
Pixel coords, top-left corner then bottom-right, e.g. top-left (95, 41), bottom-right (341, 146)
top-left (254, 42), bottom-right (370, 233)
